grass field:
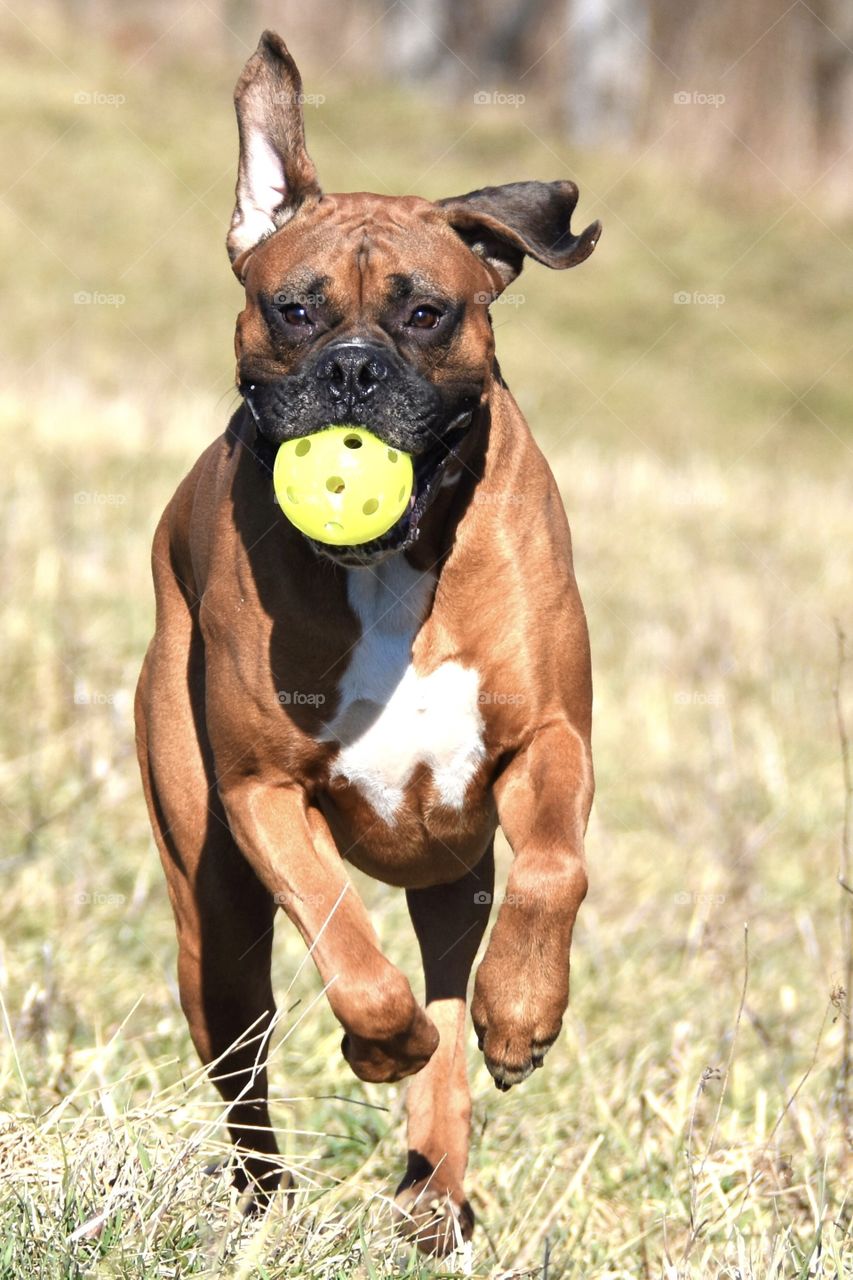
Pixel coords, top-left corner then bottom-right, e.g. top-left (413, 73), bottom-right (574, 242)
top-left (1, 15), bottom-right (852, 1279)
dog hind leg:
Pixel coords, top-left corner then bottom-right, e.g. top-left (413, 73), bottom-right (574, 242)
top-left (393, 842), bottom-right (495, 1255)
top-left (135, 555), bottom-right (283, 1199)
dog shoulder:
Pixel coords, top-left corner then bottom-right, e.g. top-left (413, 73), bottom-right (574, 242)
top-left (151, 428), bottom-right (238, 605)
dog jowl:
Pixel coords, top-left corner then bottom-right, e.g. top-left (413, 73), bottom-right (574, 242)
top-left (135, 30), bottom-right (599, 1255)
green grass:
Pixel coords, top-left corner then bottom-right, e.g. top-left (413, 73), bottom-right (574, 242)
top-left (1, 16), bottom-right (852, 1279)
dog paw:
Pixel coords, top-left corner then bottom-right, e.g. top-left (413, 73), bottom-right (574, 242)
top-left (471, 968), bottom-right (564, 1089)
top-left (341, 1006), bottom-right (439, 1083)
top-left (474, 1020), bottom-right (561, 1089)
top-left (393, 1173), bottom-right (474, 1256)
top-left (214, 1154), bottom-right (292, 1211)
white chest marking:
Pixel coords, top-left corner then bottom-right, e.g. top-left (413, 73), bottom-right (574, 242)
top-left (323, 559), bottom-right (485, 825)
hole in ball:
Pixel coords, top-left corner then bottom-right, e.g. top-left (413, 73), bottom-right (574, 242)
top-left (362, 498), bottom-right (379, 515)
top-left (294, 439), bottom-right (311, 456)
top-left (398, 486), bottom-right (406, 501)
top-left (286, 487), bottom-right (299, 504)
top-left (344, 434), bottom-right (363, 449)
top-left (325, 521), bottom-right (343, 533)
top-left (387, 449), bottom-right (398, 463)
top-left (326, 476), bottom-right (345, 494)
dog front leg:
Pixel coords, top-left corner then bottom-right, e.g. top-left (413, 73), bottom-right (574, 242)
top-left (471, 725), bottom-right (592, 1089)
top-left (221, 780), bottom-right (439, 1082)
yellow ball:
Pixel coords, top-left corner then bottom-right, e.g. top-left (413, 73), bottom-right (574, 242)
top-left (273, 426), bottom-right (414, 546)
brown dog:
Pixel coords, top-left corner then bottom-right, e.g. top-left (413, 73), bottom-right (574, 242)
top-left (135, 31), bottom-right (599, 1255)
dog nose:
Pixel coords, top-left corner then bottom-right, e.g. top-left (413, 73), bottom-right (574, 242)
top-left (316, 344), bottom-right (389, 405)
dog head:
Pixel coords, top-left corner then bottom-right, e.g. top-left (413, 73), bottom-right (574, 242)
top-left (229, 32), bottom-right (601, 565)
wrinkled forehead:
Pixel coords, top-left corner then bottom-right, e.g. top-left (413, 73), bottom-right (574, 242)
top-left (243, 192), bottom-right (489, 300)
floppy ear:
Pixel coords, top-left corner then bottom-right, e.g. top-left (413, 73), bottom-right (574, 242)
top-left (227, 31), bottom-right (322, 267)
top-left (437, 181), bottom-right (600, 293)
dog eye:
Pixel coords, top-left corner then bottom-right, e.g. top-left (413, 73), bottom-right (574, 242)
top-left (407, 305), bottom-right (443, 330)
top-left (280, 302), bottom-right (311, 326)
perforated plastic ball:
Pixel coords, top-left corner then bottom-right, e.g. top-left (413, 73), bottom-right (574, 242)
top-left (273, 426), bottom-right (414, 546)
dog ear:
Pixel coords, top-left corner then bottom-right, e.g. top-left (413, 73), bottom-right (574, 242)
top-left (227, 31), bottom-right (322, 268)
top-left (438, 181), bottom-right (600, 293)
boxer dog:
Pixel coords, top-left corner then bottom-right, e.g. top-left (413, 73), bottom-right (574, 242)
top-left (135, 31), bottom-right (599, 1255)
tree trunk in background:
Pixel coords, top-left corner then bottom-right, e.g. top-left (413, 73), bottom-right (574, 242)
top-left (647, 0), bottom-right (817, 193)
top-left (383, 0), bottom-right (567, 89)
top-left (812, 0), bottom-right (853, 209)
top-left (564, 0), bottom-right (651, 147)
top-left (382, 0), bottom-right (452, 83)
top-left (28, 0), bottom-right (853, 208)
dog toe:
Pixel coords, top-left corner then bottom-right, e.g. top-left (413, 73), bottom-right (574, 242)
top-left (393, 1179), bottom-right (474, 1257)
top-left (481, 1029), bottom-right (559, 1089)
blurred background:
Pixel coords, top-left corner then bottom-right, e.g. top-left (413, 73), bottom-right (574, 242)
top-left (1, 2), bottom-right (852, 1277)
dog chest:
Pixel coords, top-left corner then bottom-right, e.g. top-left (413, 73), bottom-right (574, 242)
top-left (320, 559), bottom-right (486, 824)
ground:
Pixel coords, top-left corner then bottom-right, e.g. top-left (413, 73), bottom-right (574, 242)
top-left (0, 17), bottom-right (851, 1279)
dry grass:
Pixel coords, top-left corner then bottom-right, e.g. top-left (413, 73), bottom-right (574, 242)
top-left (1, 16), bottom-right (852, 1279)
